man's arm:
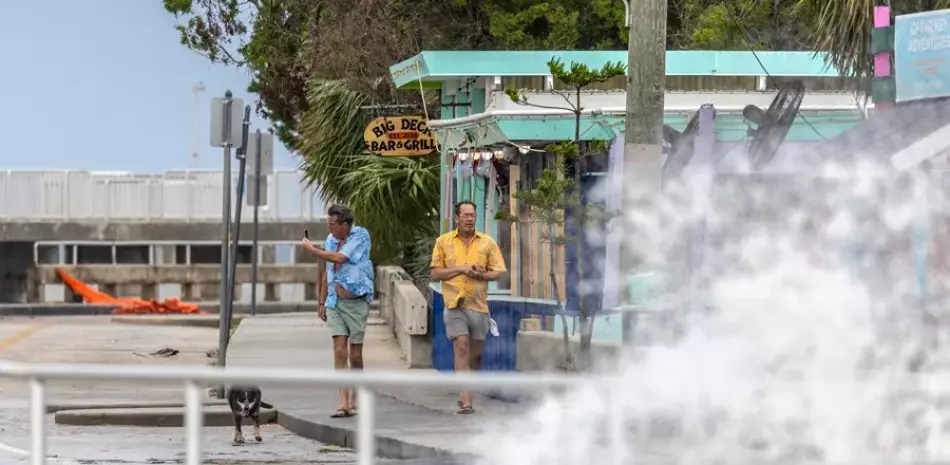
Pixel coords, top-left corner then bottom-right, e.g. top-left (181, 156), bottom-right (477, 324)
top-left (431, 265), bottom-right (472, 281)
top-left (302, 239), bottom-right (348, 264)
top-left (474, 241), bottom-right (507, 281)
top-left (429, 238), bottom-right (471, 281)
top-left (318, 260), bottom-right (328, 304)
top-left (337, 230), bottom-right (368, 262)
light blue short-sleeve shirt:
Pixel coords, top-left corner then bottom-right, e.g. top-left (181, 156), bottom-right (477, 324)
top-left (324, 225), bottom-right (374, 308)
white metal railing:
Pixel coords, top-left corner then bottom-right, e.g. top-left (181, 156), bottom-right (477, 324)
top-left (0, 361), bottom-right (616, 465)
top-left (0, 169), bottom-right (328, 221)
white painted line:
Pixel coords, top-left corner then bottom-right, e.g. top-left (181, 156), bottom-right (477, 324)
top-left (0, 441), bottom-right (74, 463)
top-left (0, 441), bottom-right (28, 456)
top-left (891, 121), bottom-right (950, 170)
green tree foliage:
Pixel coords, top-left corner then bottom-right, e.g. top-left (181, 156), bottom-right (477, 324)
top-left (164, 0), bottom-right (490, 147)
top-left (669, 0), bottom-right (812, 50)
top-left (670, 0), bottom-right (950, 82)
top-left (163, 0), bottom-right (472, 273)
top-left (484, 0), bottom-right (626, 49)
top-left (296, 80), bottom-right (441, 266)
top-left (796, 0), bottom-right (950, 81)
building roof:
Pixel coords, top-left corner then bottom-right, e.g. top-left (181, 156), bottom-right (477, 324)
top-left (390, 50), bottom-right (839, 88)
top-left (812, 97), bottom-right (950, 170)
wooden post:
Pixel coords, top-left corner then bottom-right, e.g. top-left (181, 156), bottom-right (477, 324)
top-left (508, 164), bottom-right (521, 297)
top-left (621, 0), bottom-right (667, 345)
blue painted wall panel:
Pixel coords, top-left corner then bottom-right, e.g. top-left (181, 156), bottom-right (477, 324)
top-left (432, 290), bottom-right (558, 372)
top-left (565, 174), bottom-right (608, 316)
top-left (431, 290), bottom-right (454, 372)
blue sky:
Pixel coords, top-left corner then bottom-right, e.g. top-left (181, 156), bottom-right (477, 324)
top-left (0, 0), bottom-right (296, 173)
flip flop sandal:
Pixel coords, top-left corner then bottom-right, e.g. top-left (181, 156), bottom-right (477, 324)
top-left (349, 407), bottom-right (358, 416)
top-left (456, 400), bottom-right (475, 414)
top-left (331, 408), bottom-right (353, 418)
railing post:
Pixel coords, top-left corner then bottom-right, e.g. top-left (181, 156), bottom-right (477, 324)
top-left (184, 380), bottom-right (203, 465)
top-left (357, 386), bottom-right (377, 465)
top-left (30, 377), bottom-right (46, 465)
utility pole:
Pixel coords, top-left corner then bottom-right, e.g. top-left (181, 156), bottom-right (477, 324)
top-left (621, 0), bottom-right (668, 345)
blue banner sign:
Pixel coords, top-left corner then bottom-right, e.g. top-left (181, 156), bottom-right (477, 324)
top-left (895, 9), bottom-right (950, 102)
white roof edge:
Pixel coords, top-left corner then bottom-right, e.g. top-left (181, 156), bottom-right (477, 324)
top-left (891, 123), bottom-right (950, 171)
top-left (430, 106), bottom-right (867, 129)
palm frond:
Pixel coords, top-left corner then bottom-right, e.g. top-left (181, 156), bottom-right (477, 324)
top-left (796, 0), bottom-right (950, 80)
top-left (296, 80), bottom-right (370, 204)
top-left (295, 78), bottom-right (440, 268)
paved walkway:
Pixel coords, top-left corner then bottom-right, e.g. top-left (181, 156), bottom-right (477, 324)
top-left (0, 316), bottom-right (355, 465)
top-left (226, 313), bottom-right (537, 461)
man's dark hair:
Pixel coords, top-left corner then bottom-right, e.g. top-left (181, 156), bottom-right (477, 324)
top-left (327, 204), bottom-right (355, 226)
top-left (454, 200), bottom-right (477, 216)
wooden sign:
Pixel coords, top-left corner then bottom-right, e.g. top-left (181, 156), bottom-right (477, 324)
top-left (363, 116), bottom-right (439, 157)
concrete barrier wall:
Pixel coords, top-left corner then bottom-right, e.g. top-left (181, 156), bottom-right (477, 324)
top-left (516, 311), bottom-right (681, 372)
top-left (36, 264), bottom-right (320, 304)
top-left (516, 331), bottom-right (623, 372)
top-left (376, 266), bottom-right (431, 368)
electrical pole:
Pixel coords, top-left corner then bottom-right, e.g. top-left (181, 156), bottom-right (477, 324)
top-left (621, 0), bottom-right (668, 345)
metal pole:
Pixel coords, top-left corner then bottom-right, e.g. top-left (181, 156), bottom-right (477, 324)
top-left (357, 386), bottom-right (377, 465)
top-left (30, 378), bottom-right (46, 465)
top-left (228, 155), bottom-right (248, 317)
top-left (226, 106), bottom-right (252, 323)
top-left (621, 0), bottom-right (667, 345)
top-left (217, 91), bottom-right (234, 398)
top-left (184, 380), bottom-right (204, 465)
top-left (251, 129), bottom-right (262, 316)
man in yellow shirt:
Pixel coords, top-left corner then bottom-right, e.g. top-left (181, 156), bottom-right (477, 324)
top-left (430, 201), bottom-right (507, 414)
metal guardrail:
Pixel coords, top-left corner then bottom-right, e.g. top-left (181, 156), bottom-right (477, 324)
top-left (0, 170), bottom-right (327, 221)
top-left (0, 361), bottom-right (618, 465)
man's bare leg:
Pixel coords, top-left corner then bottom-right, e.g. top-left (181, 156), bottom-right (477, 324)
top-left (452, 334), bottom-right (473, 408)
top-left (470, 339), bottom-right (484, 372)
top-left (332, 336), bottom-right (351, 413)
top-left (348, 343), bottom-right (364, 412)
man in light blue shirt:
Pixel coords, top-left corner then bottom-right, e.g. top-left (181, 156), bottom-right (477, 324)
top-left (302, 204), bottom-right (374, 418)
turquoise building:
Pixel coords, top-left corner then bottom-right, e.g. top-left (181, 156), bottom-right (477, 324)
top-left (387, 50), bottom-right (872, 365)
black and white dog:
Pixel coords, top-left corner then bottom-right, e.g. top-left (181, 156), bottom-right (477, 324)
top-left (227, 385), bottom-right (273, 444)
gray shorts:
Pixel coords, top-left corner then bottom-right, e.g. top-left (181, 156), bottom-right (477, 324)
top-left (444, 307), bottom-right (490, 341)
top-left (327, 298), bottom-right (369, 344)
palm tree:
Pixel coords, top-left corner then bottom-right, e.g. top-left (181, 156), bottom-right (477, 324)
top-left (797, 0), bottom-right (950, 81)
top-left (296, 80), bottom-right (440, 276)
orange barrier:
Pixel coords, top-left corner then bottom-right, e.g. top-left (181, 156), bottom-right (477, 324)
top-left (55, 268), bottom-right (206, 315)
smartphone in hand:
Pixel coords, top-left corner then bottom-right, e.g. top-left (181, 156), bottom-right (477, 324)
top-left (304, 229), bottom-right (309, 240)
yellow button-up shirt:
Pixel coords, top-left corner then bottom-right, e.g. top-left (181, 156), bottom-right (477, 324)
top-left (430, 229), bottom-right (507, 314)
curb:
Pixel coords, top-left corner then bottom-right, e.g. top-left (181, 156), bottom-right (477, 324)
top-left (110, 315), bottom-right (245, 328)
top-left (277, 410), bottom-right (470, 462)
top-left (0, 303), bottom-right (318, 317)
top-left (0, 304), bottom-right (116, 316)
top-left (54, 406), bottom-right (277, 427)
top-left (46, 400), bottom-right (227, 414)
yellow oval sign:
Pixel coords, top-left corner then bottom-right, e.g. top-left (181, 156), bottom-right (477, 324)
top-left (363, 116), bottom-right (439, 157)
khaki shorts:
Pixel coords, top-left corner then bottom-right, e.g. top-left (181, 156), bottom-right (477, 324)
top-left (327, 298), bottom-right (369, 344)
top-left (444, 306), bottom-right (490, 341)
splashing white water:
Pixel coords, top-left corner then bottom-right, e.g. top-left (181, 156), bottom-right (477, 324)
top-left (471, 161), bottom-right (950, 465)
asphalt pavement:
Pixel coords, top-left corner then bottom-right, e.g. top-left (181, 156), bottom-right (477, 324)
top-left (0, 315), bottom-right (359, 465)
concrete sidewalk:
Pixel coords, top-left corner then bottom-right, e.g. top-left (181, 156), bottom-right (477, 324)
top-left (226, 313), bottom-right (535, 461)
